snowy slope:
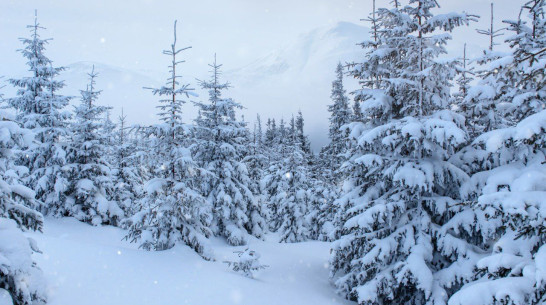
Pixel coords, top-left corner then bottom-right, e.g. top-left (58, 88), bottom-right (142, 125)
top-left (228, 21), bottom-right (366, 83)
top-left (27, 218), bottom-right (352, 305)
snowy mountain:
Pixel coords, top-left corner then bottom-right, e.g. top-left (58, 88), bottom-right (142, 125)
top-left (227, 21), bottom-right (368, 150)
top-left (228, 21), bottom-right (367, 83)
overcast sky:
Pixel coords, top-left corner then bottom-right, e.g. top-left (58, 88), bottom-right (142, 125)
top-left (0, 0), bottom-right (527, 149)
top-left (1, 0), bottom-right (526, 73)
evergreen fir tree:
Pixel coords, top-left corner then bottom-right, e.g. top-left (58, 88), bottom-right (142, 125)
top-left (0, 97), bottom-right (46, 305)
top-left (453, 43), bottom-right (474, 107)
top-left (307, 178), bottom-right (339, 242)
top-left (64, 66), bottom-right (122, 226)
top-left (242, 114), bottom-right (268, 239)
top-left (499, 0), bottom-right (545, 123)
top-left (193, 55), bottom-right (255, 246)
top-left (449, 2), bottom-right (546, 304)
top-left (321, 62), bottom-right (352, 180)
top-left (101, 109), bottom-right (117, 165)
top-left (295, 111), bottom-right (311, 155)
top-left (112, 110), bottom-right (143, 216)
top-left (449, 111), bottom-right (546, 305)
top-left (270, 137), bottom-right (311, 243)
top-left (124, 21), bottom-right (213, 260)
top-left (262, 115), bottom-right (313, 242)
top-left (7, 13), bottom-right (72, 216)
top-left (262, 116), bottom-right (287, 231)
top-left (264, 118), bottom-right (277, 149)
top-left (459, 3), bottom-right (511, 137)
top-left (330, 1), bottom-right (476, 304)
top-left (352, 99), bottom-right (363, 123)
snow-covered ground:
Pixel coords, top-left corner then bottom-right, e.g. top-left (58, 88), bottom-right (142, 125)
top-left (27, 218), bottom-right (352, 305)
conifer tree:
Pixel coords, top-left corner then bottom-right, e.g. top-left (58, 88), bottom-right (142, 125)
top-left (352, 99), bottom-right (363, 123)
top-left (7, 13), bottom-right (72, 215)
top-left (242, 114), bottom-right (268, 239)
top-left (330, 1), bottom-right (476, 304)
top-left (277, 138), bottom-right (311, 243)
top-left (499, 0), bottom-right (545, 123)
top-left (449, 2), bottom-right (546, 304)
top-left (453, 43), bottom-right (474, 106)
top-left (264, 118), bottom-right (277, 149)
top-left (459, 3), bottom-right (511, 137)
top-left (321, 62), bottom-right (352, 179)
top-left (263, 127), bottom-right (311, 242)
top-left (101, 109), bottom-right (117, 165)
top-left (295, 111), bottom-right (311, 155)
top-left (112, 110), bottom-right (143, 216)
top-left (124, 21), bottom-right (213, 259)
top-left (64, 67), bottom-right (122, 225)
top-left (0, 97), bottom-right (46, 305)
top-left (193, 56), bottom-right (255, 246)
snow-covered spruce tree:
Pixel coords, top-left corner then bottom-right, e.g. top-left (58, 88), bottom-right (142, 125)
top-left (458, 3), bottom-right (513, 138)
top-left (111, 110), bottom-right (144, 217)
top-left (452, 43), bottom-right (474, 107)
top-left (0, 100), bottom-right (46, 305)
top-left (498, 0), bottom-right (545, 124)
top-left (262, 119), bottom-right (312, 242)
top-left (64, 67), bottom-right (122, 226)
top-left (448, 2), bottom-right (546, 304)
top-left (307, 178), bottom-right (339, 242)
top-left (295, 111), bottom-right (311, 156)
top-left (264, 118), bottom-right (277, 149)
top-left (448, 111), bottom-right (546, 305)
top-left (7, 14), bottom-right (72, 216)
top-left (352, 96), bottom-right (363, 123)
top-left (279, 141), bottom-right (312, 243)
top-left (101, 109), bottom-right (117, 166)
top-left (261, 119), bottom-right (285, 232)
top-left (330, 1), bottom-right (477, 304)
top-left (262, 116), bottom-right (289, 231)
top-left (0, 101), bottom-right (42, 232)
top-left (193, 56), bottom-right (255, 246)
top-left (124, 21), bottom-right (213, 259)
top-left (320, 62), bottom-right (352, 180)
top-left (330, 0), bottom-right (407, 243)
top-left (241, 114), bottom-right (268, 239)
top-left (235, 114), bottom-right (268, 239)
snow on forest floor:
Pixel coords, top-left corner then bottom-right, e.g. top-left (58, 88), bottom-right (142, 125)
top-left (26, 218), bottom-right (353, 305)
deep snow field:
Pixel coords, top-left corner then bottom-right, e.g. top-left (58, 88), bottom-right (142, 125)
top-left (26, 218), bottom-right (352, 305)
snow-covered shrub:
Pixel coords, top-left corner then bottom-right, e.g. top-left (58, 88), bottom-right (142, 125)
top-left (223, 248), bottom-right (269, 279)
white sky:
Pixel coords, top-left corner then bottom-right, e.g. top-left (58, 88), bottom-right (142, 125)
top-left (1, 0), bottom-right (373, 74)
top-left (0, 0), bottom-right (527, 149)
